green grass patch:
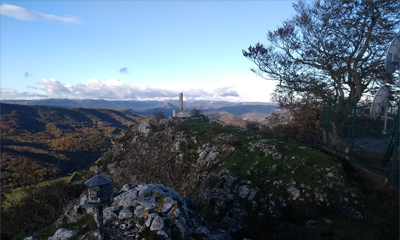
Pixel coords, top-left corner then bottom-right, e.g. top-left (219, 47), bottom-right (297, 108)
top-left (13, 226), bottom-right (57, 240)
top-left (13, 214), bottom-right (97, 240)
top-left (2, 175), bottom-right (83, 209)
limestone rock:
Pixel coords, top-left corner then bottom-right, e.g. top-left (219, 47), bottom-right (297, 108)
top-left (48, 228), bottom-right (77, 240)
top-left (24, 237), bottom-right (38, 240)
top-left (138, 121), bottom-right (152, 137)
top-left (306, 220), bottom-right (316, 229)
top-left (99, 206), bottom-right (119, 226)
top-left (287, 180), bottom-right (300, 201)
top-left (337, 206), bottom-right (364, 219)
top-left (134, 205), bottom-right (145, 218)
top-left (118, 208), bottom-right (133, 220)
top-left (238, 185), bottom-right (250, 199)
top-left (67, 183), bottom-right (232, 240)
top-left (149, 215), bottom-right (164, 231)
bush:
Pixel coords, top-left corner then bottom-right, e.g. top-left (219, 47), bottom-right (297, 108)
top-left (274, 124), bottom-right (320, 145)
top-left (191, 107), bottom-right (202, 117)
top-left (1, 181), bottom-right (85, 239)
top-left (259, 124), bottom-right (273, 135)
top-left (245, 120), bottom-right (259, 131)
top-left (153, 110), bottom-right (166, 123)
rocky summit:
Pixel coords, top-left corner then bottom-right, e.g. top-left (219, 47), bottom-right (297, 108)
top-left (49, 183), bottom-right (232, 240)
top-left (24, 117), bottom-right (398, 239)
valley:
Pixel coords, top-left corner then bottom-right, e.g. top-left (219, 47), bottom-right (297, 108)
top-left (0, 103), bottom-right (150, 189)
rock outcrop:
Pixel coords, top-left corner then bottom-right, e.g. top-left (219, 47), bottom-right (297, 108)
top-left (48, 228), bottom-right (78, 240)
top-left (52, 183), bottom-right (232, 240)
top-left (65, 118), bottom-right (365, 239)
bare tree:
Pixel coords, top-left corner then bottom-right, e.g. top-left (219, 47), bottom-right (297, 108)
top-left (153, 109), bottom-right (166, 123)
top-left (243, 0), bottom-right (399, 145)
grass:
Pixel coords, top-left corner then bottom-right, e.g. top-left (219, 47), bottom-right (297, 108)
top-left (177, 119), bottom-right (398, 240)
top-left (314, 183), bottom-right (399, 240)
top-left (13, 214), bottom-right (97, 240)
top-left (2, 175), bottom-right (83, 210)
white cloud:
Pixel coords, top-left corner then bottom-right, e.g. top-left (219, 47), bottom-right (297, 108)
top-left (0, 76), bottom-right (278, 102)
top-left (86, 78), bottom-right (102, 90)
top-left (213, 87), bottom-right (239, 97)
top-left (32, 78), bottom-right (242, 101)
top-left (0, 4), bottom-right (80, 23)
top-left (0, 88), bottom-right (47, 100)
top-left (40, 78), bottom-right (72, 95)
top-left (104, 78), bottom-right (123, 87)
top-left (1, 78), bottom-right (255, 101)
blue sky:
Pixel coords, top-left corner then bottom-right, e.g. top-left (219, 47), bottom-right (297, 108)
top-left (1, 1), bottom-right (296, 102)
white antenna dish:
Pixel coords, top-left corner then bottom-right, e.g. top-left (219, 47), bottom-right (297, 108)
top-left (385, 35), bottom-right (400, 74)
top-left (370, 85), bottom-right (390, 121)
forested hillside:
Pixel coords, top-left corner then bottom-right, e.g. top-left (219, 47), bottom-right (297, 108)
top-left (0, 103), bottom-right (150, 189)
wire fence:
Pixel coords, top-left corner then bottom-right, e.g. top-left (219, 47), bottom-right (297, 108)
top-left (321, 99), bottom-right (399, 186)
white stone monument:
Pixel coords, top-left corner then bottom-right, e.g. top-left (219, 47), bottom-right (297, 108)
top-left (173, 93), bottom-right (190, 117)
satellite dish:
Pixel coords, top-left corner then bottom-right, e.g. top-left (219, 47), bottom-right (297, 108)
top-left (370, 85), bottom-right (390, 121)
top-left (385, 35), bottom-right (400, 74)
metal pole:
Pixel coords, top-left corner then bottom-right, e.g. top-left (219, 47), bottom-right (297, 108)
top-left (348, 98), bottom-right (356, 162)
top-left (391, 102), bottom-right (399, 185)
top-left (97, 206), bottom-right (104, 240)
top-left (383, 104), bottom-right (389, 134)
top-left (327, 99), bottom-right (332, 146)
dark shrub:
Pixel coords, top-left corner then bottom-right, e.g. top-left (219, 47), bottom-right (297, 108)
top-left (153, 110), bottom-right (166, 123)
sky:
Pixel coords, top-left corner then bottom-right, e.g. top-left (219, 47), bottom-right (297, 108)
top-left (0, 0), bottom-right (297, 102)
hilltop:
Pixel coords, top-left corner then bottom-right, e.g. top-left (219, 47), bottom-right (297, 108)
top-left (26, 117), bottom-right (396, 240)
top-left (2, 113), bottom-right (398, 240)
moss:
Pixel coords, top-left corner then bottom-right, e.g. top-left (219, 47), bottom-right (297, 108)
top-left (142, 209), bottom-right (149, 219)
top-left (155, 193), bottom-right (168, 213)
top-left (169, 202), bottom-right (179, 218)
top-left (67, 172), bottom-right (82, 183)
top-left (144, 191), bottom-right (154, 197)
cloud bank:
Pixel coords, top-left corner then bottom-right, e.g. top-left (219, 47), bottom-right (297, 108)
top-left (0, 78), bottom-right (242, 101)
top-left (0, 88), bottom-right (47, 100)
top-left (0, 4), bottom-right (80, 23)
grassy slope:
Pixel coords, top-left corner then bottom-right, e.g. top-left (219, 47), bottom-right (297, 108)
top-left (178, 120), bottom-right (399, 240)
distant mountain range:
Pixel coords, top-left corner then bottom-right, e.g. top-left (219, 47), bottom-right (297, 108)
top-left (1, 99), bottom-right (278, 122)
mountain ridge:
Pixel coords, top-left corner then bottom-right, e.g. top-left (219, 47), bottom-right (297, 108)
top-left (1, 99), bottom-right (278, 122)
top-left (0, 98), bottom-right (276, 110)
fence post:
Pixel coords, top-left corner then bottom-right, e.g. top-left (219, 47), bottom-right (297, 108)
top-left (322, 99), bottom-right (332, 147)
top-left (348, 98), bottom-right (357, 162)
top-left (391, 102), bottom-right (399, 185)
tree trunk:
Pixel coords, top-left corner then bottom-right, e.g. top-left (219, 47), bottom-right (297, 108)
top-left (329, 121), bottom-right (344, 146)
top-left (322, 100), bottom-right (351, 147)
